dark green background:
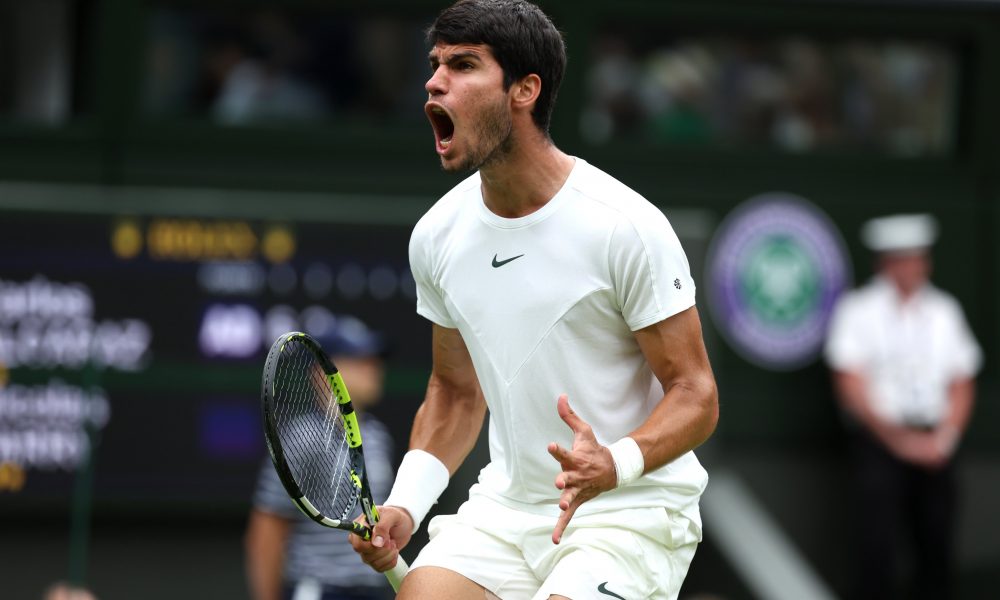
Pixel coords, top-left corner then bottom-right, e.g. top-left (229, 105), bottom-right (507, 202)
top-left (2, 1), bottom-right (998, 598)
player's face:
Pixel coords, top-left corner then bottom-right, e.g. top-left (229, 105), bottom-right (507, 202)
top-left (425, 42), bottom-right (513, 173)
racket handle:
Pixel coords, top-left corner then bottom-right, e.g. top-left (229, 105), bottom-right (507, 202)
top-left (385, 556), bottom-right (409, 592)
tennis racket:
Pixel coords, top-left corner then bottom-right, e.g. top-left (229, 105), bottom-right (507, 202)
top-left (261, 331), bottom-right (408, 591)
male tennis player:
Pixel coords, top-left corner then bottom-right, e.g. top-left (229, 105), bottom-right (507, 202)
top-left (350, 1), bottom-right (718, 598)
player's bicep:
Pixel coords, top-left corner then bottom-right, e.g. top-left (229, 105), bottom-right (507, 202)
top-left (625, 307), bottom-right (718, 469)
top-left (412, 325), bottom-right (485, 471)
top-left (633, 306), bottom-right (716, 406)
top-left (429, 324), bottom-right (481, 397)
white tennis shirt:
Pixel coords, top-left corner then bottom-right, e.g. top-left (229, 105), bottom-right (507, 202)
top-left (409, 158), bottom-right (708, 520)
top-left (825, 276), bottom-right (981, 427)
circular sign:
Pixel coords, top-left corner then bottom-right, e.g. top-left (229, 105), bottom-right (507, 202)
top-left (705, 193), bottom-right (852, 371)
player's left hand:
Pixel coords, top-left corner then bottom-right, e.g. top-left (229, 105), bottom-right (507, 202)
top-left (547, 394), bottom-right (617, 544)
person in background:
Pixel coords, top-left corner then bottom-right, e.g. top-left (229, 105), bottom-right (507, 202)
top-left (825, 213), bottom-right (981, 599)
top-left (246, 315), bottom-right (395, 600)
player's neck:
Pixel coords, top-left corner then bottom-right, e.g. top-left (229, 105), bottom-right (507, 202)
top-left (479, 131), bottom-right (574, 219)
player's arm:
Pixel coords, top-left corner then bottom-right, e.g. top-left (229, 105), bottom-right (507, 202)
top-left (352, 324), bottom-right (484, 566)
top-left (244, 509), bottom-right (290, 600)
top-left (409, 323), bottom-right (487, 471)
top-left (548, 306), bottom-right (718, 543)
top-left (628, 305), bottom-right (719, 469)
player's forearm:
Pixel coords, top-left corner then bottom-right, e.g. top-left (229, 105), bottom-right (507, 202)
top-left (383, 324), bottom-right (482, 533)
top-left (409, 371), bottom-right (486, 474)
top-left (381, 375), bottom-right (481, 533)
top-left (630, 373), bottom-right (718, 473)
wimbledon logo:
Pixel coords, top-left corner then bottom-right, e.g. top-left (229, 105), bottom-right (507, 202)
top-left (705, 193), bottom-right (851, 371)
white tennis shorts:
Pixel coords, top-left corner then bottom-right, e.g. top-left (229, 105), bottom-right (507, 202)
top-left (410, 492), bottom-right (702, 600)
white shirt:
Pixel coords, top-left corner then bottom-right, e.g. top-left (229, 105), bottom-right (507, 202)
top-left (825, 276), bottom-right (981, 427)
top-left (409, 158), bottom-right (708, 519)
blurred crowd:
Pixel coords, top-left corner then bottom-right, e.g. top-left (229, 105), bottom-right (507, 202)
top-left (142, 8), bottom-right (430, 126)
top-left (581, 33), bottom-right (955, 155)
top-left (2, 3), bottom-right (958, 159)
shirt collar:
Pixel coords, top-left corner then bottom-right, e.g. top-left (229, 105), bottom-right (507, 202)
top-left (872, 274), bottom-right (931, 306)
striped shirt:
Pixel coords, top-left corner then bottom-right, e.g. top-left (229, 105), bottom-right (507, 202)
top-left (253, 415), bottom-right (395, 590)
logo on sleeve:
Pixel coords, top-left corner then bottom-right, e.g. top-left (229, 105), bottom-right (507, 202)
top-left (491, 253), bottom-right (524, 268)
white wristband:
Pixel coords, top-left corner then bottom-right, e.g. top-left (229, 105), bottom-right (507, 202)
top-left (384, 449), bottom-right (450, 533)
top-left (608, 437), bottom-right (645, 488)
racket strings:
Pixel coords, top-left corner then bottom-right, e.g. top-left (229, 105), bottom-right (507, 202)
top-left (272, 341), bottom-right (360, 521)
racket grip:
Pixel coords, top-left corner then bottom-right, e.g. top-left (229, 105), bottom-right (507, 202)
top-left (385, 556), bottom-right (409, 592)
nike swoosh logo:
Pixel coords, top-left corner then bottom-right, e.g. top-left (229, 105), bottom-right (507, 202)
top-left (491, 253), bottom-right (524, 268)
top-left (597, 582), bottom-right (627, 600)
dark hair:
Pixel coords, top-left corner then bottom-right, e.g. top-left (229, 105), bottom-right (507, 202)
top-left (427, 0), bottom-right (567, 134)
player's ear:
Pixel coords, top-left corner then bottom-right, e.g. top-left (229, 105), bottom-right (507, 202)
top-left (510, 73), bottom-right (542, 112)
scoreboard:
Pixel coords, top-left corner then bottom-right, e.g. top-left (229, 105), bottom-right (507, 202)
top-left (0, 193), bottom-right (430, 513)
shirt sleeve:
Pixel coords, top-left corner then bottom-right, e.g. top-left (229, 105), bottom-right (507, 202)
top-left (944, 298), bottom-right (982, 379)
top-left (824, 294), bottom-right (869, 371)
top-left (251, 458), bottom-right (299, 518)
top-left (409, 220), bottom-right (456, 328)
top-left (609, 208), bottom-right (696, 331)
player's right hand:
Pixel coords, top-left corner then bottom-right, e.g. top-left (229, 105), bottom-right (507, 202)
top-left (349, 506), bottom-right (415, 573)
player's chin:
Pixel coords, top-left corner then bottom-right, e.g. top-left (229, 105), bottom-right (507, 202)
top-left (440, 160), bottom-right (464, 173)
top-left (438, 152), bottom-right (467, 173)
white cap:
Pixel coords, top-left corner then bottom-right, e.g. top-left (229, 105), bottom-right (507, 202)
top-left (860, 213), bottom-right (938, 254)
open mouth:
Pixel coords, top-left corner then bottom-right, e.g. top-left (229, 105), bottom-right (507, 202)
top-left (426, 104), bottom-right (455, 151)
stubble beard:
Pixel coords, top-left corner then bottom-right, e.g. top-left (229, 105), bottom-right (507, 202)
top-left (443, 95), bottom-right (514, 174)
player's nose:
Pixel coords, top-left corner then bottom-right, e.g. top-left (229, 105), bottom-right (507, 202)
top-left (425, 66), bottom-right (447, 96)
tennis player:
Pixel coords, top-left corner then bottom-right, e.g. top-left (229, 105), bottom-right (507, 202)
top-left (350, 1), bottom-right (719, 598)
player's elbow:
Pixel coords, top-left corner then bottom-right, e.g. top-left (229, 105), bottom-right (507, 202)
top-left (428, 370), bottom-right (484, 411)
top-left (676, 371), bottom-right (718, 446)
top-left (694, 375), bottom-right (719, 443)
top-left (664, 373), bottom-right (718, 447)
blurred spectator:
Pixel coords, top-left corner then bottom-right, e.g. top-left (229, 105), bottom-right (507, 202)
top-left (825, 214), bottom-right (981, 599)
top-left (1, 0), bottom-right (75, 125)
top-left (245, 315), bottom-right (395, 600)
top-left (580, 35), bottom-right (642, 144)
top-left (204, 11), bottom-right (326, 125)
top-left (142, 7), bottom-right (430, 126)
